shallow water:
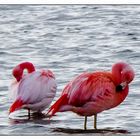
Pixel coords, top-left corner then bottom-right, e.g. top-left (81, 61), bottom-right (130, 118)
top-left (0, 5), bottom-right (140, 135)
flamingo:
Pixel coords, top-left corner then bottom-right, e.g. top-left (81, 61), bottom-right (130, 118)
top-left (47, 62), bottom-right (134, 130)
top-left (9, 62), bottom-right (57, 118)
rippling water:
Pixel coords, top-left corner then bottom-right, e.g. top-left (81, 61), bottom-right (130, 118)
top-left (0, 5), bottom-right (140, 135)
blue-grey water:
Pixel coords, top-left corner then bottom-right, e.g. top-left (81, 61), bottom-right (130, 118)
top-left (0, 5), bottom-right (140, 135)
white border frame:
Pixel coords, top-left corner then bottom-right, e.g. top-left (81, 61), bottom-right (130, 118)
top-left (0, 0), bottom-right (140, 4)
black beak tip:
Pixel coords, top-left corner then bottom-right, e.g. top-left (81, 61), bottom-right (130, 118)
top-left (116, 85), bottom-right (123, 92)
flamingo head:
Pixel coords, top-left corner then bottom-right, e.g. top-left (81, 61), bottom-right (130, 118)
top-left (12, 62), bottom-right (35, 82)
top-left (112, 62), bottom-right (135, 107)
top-left (12, 66), bottom-right (23, 82)
top-left (121, 65), bottom-right (135, 84)
top-left (112, 62), bottom-right (135, 91)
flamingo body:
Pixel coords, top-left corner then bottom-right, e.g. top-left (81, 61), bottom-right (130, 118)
top-left (60, 72), bottom-right (118, 115)
top-left (9, 62), bottom-right (57, 114)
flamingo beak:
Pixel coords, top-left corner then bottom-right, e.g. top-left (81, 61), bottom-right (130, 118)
top-left (16, 76), bottom-right (22, 82)
top-left (116, 81), bottom-right (127, 92)
top-left (120, 81), bottom-right (127, 90)
top-left (16, 78), bottom-right (20, 82)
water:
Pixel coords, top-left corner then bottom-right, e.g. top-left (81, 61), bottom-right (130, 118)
top-left (0, 5), bottom-right (140, 135)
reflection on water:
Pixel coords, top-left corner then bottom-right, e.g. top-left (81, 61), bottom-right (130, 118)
top-left (52, 127), bottom-right (130, 135)
top-left (9, 114), bottom-right (130, 135)
top-left (9, 112), bottom-right (48, 125)
top-left (9, 117), bottom-right (51, 126)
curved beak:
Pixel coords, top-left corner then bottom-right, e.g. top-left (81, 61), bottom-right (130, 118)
top-left (116, 81), bottom-right (128, 92)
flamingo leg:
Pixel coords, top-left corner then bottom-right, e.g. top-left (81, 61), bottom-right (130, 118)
top-left (94, 114), bottom-right (97, 129)
top-left (28, 109), bottom-right (30, 119)
top-left (84, 116), bottom-right (87, 130)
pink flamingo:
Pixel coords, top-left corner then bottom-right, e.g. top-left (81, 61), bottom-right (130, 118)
top-left (47, 62), bottom-right (134, 130)
top-left (9, 62), bottom-right (57, 117)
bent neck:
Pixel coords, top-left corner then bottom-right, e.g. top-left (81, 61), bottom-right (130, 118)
top-left (13, 62), bottom-right (35, 82)
top-left (20, 62), bottom-right (35, 73)
top-left (112, 63), bottom-right (126, 85)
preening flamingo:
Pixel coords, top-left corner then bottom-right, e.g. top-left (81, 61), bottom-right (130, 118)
top-left (9, 62), bottom-right (57, 117)
top-left (47, 62), bottom-right (134, 130)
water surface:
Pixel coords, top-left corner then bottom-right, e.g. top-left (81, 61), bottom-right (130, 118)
top-left (0, 5), bottom-right (140, 135)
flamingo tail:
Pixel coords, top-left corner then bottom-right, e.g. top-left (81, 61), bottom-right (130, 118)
top-left (47, 94), bottom-right (68, 118)
top-left (9, 98), bottom-right (24, 114)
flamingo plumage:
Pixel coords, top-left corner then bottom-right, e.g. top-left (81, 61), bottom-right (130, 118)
top-left (47, 62), bottom-right (134, 130)
top-left (9, 62), bottom-right (57, 117)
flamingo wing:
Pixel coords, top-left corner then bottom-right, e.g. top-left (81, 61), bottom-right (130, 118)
top-left (65, 72), bottom-right (116, 111)
top-left (18, 71), bottom-right (56, 102)
top-left (47, 72), bottom-right (116, 117)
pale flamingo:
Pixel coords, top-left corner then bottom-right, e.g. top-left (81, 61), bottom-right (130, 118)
top-left (9, 62), bottom-right (57, 118)
top-left (47, 62), bottom-right (134, 130)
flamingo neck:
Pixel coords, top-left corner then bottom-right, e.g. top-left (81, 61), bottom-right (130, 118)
top-left (112, 63), bottom-right (126, 85)
top-left (20, 62), bottom-right (35, 73)
top-left (111, 62), bottom-right (131, 108)
top-left (13, 62), bottom-right (35, 82)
